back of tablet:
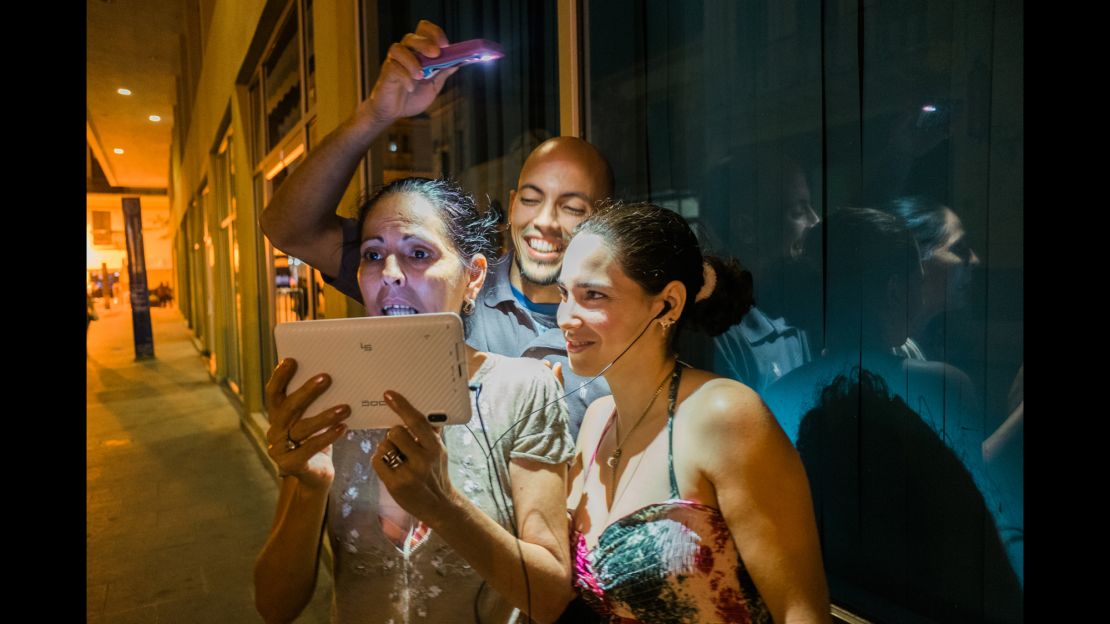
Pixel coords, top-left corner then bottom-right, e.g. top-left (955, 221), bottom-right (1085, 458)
top-left (273, 313), bottom-right (471, 429)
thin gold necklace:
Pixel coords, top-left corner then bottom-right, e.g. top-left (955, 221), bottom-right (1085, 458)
top-left (607, 361), bottom-right (674, 474)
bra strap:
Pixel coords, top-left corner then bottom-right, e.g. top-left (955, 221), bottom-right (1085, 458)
top-left (665, 363), bottom-right (685, 499)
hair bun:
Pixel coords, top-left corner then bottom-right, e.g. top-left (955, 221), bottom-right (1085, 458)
top-left (691, 255), bottom-right (754, 336)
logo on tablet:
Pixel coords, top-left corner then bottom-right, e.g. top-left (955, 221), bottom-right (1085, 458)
top-left (360, 342), bottom-right (373, 352)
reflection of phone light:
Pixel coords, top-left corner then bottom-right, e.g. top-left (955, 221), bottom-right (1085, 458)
top-left (922, 105), bottom-right (937, 112)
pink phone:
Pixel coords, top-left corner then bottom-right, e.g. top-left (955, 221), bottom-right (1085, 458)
top-left (417, 39), bottom-right (504, 79)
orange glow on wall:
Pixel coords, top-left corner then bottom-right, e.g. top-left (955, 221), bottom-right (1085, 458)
top-left (264, 143), bottom-right (307, 180)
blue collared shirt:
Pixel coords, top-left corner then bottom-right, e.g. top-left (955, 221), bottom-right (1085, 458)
top-left (712, 305), bottom-right (812, 394)
top-left (464, 254), bottom-right (608, 437)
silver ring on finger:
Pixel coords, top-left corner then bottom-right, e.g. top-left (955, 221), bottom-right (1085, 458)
top-left (285, 430), bottom-right (301, 451)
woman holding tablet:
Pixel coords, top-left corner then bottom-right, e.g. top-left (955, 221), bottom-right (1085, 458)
top-left (560, 203), bottom-right (830, 623)
top-left (253, 177), bottom-right (576, 624)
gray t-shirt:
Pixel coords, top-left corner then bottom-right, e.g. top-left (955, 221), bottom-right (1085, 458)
top-left (327, 353), bottom-right (575, 624)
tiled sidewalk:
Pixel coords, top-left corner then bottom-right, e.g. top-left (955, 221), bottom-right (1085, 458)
top-left (87, 302), bottom-right (333, 623)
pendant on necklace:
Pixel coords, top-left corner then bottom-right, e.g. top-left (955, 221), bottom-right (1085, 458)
top-left (607, 449), bottom-right (622, 468)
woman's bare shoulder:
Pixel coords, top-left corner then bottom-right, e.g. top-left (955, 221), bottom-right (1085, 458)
top-left (680, 372), bottom-right (789, 460)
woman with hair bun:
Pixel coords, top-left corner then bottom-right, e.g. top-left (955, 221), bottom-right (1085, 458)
top-left (560, 202), bottom-right (830, 623)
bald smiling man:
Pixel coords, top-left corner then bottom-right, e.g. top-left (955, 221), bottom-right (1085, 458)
top-left (260, 21), bottom-right (613, 434)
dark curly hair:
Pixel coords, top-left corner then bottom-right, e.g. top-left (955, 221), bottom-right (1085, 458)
top-left (356, 177), bottom-right (500, 264)
top-left (574, 201), bottom-right (754, 345)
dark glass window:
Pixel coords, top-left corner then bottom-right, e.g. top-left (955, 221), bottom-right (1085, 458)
top-left (587, 1), bottom-right (1022, 621)
top-left (367, 1), bottom-right (560, 222)
top-left (264, 12), bottom-right (302, 150)
top-left (303, 0), bottom-right (316, 109)
top-left (249, 78), bottom-right (264, 164)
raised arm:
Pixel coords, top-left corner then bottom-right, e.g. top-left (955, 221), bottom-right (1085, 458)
top-left (253, 359), bottom-right (351, 624)
top-left (259, 20), bottom-right (459, 278)
top-left (697, 381), bottom-right (831, 624)
top-left (372, 391), bottom-right (575, 624)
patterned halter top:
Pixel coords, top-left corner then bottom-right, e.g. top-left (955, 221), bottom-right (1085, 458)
top-left (571, 365), bottom-right (772, 624)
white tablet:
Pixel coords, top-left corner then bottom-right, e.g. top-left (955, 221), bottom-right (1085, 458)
top-left (273, 313), bottom-right (472, 429)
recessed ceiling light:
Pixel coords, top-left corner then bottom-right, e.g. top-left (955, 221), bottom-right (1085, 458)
top-left (117, 88), bottom-right (132, 95)
top-left (149, 115), bottom-right (162, 122)
top-left (113, 148), bottom-right (125, 154)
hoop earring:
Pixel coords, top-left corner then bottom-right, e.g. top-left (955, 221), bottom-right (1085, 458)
top-left (462, 299), bottom-right (475, 316)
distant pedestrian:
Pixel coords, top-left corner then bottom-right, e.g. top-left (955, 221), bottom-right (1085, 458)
top-left (87, 292), bottom-right (98, 334)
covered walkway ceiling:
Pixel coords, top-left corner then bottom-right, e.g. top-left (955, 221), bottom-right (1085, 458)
top-left (87, 0), bottom-right (186, 190)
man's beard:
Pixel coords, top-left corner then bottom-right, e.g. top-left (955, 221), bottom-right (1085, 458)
top-left (514, 252), bottom-right (561, 286)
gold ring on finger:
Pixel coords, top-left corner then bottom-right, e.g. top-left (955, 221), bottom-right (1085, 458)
top-left (382, 449), bottom-right (406, 469)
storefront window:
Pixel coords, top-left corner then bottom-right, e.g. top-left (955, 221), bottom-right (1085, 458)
top-left (264, 10), bottom-right (302, 151)
top-left (215, 131), bottom-right (243, 395)
top-left (303, 0), bottom-right (316, 110)
top-left (586, 1), bottom-right (1022, 621)
top-left (249, 0), bottom-right (321, 382)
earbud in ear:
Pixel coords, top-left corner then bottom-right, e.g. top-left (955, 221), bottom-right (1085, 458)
top-left (655, 301), bottom-right (672, 319)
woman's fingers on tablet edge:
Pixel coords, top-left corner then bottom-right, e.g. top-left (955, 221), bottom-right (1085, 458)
top-left (283, 422), bottom-right (347, 467)
top-left (383, 391), bottom-right (437, 447)
top-left (290, 405), bottom-right (352, 443)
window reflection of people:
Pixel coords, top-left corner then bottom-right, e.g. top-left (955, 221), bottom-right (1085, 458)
top-left (259, 20), bottom-right (614, 436)
top-left (762, 208), bottom-right (1020, 583)
top-left (796, 368), bottom-right (1023, 623)
top-left (780, 160), bottom-right (822, 262)
top-left (763, 208), bottom-right (949, 439)
top-left (254, 178), bottom-right (576, 624)
top-left (883, 196), bottom-right (981, 361)
top-left (713, 158), bottom-right (820, 393)
top-left (761, 207), bottom-right (986, 482)
top-left (880, 198), bottom-right (1023, 581)
top-left (563, 203), bottom-right (830, 623)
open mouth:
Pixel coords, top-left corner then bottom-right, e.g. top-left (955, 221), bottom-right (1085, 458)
top-left (525, 237), bottom-right (563, 258)
top-left (382, 305), bottom-right (420, 316)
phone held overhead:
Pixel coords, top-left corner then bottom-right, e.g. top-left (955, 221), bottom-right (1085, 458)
top-left (417, 38), bottom-right (504, 78)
